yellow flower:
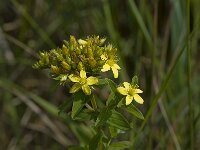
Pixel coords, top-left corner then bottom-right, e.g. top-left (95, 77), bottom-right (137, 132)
top-left (117, 82), bottom-right (144, 105)
top-left (69, 70), bottom-right (98, 95)
top-left (101, 54), bottom-right (121, 78)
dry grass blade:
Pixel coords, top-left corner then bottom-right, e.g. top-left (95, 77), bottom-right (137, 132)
top-left (153, 78), bottom-right (181, 150)
top-left (0, 80), bottom-right (72, 147)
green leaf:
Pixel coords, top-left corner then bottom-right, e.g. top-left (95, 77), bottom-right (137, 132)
top-left (95, 107), bottom-right (112, 126)
top-left (98, 79), bottom-right (108, 85)
top-left (106, 78), bottom-right (123, 109)
top-left (73, 109), bottom-right (98, 121)
top-left (106, 92), bottom-right (115, 107)
top-left (131, 75), bottom-right (138, 85)
top-left (126, 104), bottom-right (144, 120)
top-left (58, 100), bottom-right (71, 115)
top-left (71, 91), bottom-right (88, 119)
top-left (107, 110), bottom-right (130, 130)
top-left (106, 78), bottom-right (117, 92)
top-left (109, 126), bottom-right (118, 138)
top-left (117, 98), bottom-right (125, 108)
top-left (89, 132), bottom-right (102, 150)
top-left (108, 141), bottom-right (130, 150)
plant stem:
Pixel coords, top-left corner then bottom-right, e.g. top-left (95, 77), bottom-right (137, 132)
top-left (187, 0), bottom-right (194, 149)
top-left (91, 94), bottom-right (97, 110)
top-left (85, 103), bottom-right (95, 112)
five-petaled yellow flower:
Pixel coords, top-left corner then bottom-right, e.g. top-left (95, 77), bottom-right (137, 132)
top-left (101, 54), bottom-right (121, 78)
top-left (69, 70), bottom-right (98, 95)
top-left (117, 82), bottom-right (144, 105)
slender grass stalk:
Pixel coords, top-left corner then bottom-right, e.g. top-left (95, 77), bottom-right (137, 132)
top-left (139, 20), bottom-right (197, 129)
top-left (186, 0), bottom-right (194, 149)
top-left (128, 0), bottom-right (153, 49)
top-left (154, 79), bottom-right (181, 150)
top-left (128, 0), bottom-right (156, 104)
top-left (4, 33), bottom-right (37, 58)
top-left (103, 0), bottom-right (129, 80)
top-left (140, 40), bottom-right (185, 130)
top-left (134, 0), bottom-right (200, 138)
top-left (10, 0), bottom-right (55, 48)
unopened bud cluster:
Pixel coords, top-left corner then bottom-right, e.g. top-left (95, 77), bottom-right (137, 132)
top-left (33, 35), bottom-right (120, 85)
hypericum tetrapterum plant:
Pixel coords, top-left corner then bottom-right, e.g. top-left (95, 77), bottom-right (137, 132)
top-left (33, 35), bottom-right (144, 149)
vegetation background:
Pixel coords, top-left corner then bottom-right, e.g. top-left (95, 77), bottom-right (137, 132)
top-left (0, 0), bottom-right (200, 149)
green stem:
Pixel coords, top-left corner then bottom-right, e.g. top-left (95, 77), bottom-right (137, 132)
top-left (187, 0), bottom-right (194, 149)
top-left (85, 103), bottom-right (95, 112)
top-left (91, 94), bottom-right (97, 110)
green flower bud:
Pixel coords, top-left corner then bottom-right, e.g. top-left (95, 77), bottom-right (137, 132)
top-left (88, 58), bottom-right (96, 68)
top-left (77, 61), bottom-right (84, 71)
top-left (69, 36), bottom-right (77, 51)
top-left (71, 62), bottom-right (77, 69)
top-left (66, 56), bottom-right (72, 64)
top-left (62, 45), bottom-right (69, 56)
top-left (51, 65), bottom-right (59, 74)
top-left (62, 61), bottom-right (71, 71)
top-left (40, 52), bottom-right (49, 66)
top-left (96, 48), bottom-right (103, 56)
top-left (78, 39), bottom-right (87, 45)
top-left (76, 48), bottom-right (81, 55)
top-left (100, 38), bottom-right (106, 45)
top-left (87, 47), bottom-right (93, 58)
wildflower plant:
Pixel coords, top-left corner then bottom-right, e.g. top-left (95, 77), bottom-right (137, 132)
top-left (33, 36), bottom-right (144, 149)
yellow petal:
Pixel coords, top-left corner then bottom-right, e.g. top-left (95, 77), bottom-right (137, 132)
top-left (80, 70), bottom-right (86, 78)
top-left (126, 95), bottom-right (134, 105)
top-left (123, 82), bottom-right (130, 90)
top-left (117, 87), bottom-right (127, 95)
top-left (87, 77), bottom-right (98, 85)
top-left (82, 84), bottom-right (91, 95)
top-left (113, 64), bottom-right (121, 70)
top-left (69, 83), bottom-right (81, 93)
top-left (78, 39), bottom-right (87, 45)
top-left (101, 64), bottom-right (110, 72)
top-left (111, 67), bottom-right (118, 78)
top-left (133, 94), bottom-right (144, 104)
top-left (135, 89), bottom-right (143, 93)
top-left (68, 74), bottom-right (80, 82)
top-left (101, 54), bottom-right (107, 60)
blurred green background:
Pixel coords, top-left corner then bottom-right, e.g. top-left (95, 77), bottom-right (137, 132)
top-left (0, 0), bottom-right (200, 149)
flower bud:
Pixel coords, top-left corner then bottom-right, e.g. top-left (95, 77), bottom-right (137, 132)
top-left (40, 52), bottom-right (49, 65)
top-left (87, 47), bottom-right (94, 58)
top-left (77, 61), bottom-right (84, 71)
top-left (88, 58), bottom-right (96, 68)
top-left (96, 48), bottom-right (103, 56)
top-left (71, 62), bottom-right (77, 69)
top-left (51, 65), bottom-right (59, 74)
top-left (62, 45), bottom-right (69, 56)
top-left (78, 39), bottom-right (87, 45)
top-left (66, 56), bottom-right (72, 64)
top-left (100, 38), bottom-right (106, 45)
top-left (62, 61), bottom-right (71, 71)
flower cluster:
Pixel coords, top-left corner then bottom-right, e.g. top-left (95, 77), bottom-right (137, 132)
top-left (33, 35), bottom-right (120, 95)
top-left (33, 35), bottom-right (144, 105)
top-left (33, 36), bottom-right (120, 78)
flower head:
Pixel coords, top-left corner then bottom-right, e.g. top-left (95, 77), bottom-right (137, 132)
top-left (69, 70), bottom-right (98, 95)
top-left (33, 35), bottom-right (120, 84)
top-left (101, 54), bottom-right (121, 78)
top-left (117, 82), bottom-right (144, 105)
